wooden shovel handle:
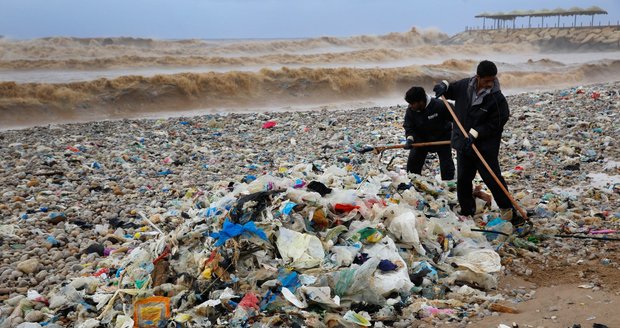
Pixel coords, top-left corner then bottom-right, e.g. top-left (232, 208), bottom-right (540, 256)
top-left (373, 140), bottom-right (451, 152)
top-left (439, 95), bottom-right (528, 220)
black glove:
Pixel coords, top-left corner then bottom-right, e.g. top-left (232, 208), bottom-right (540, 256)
top-left (433, 81), bottom-right (448, 99)
top-left (463, 133), bottom-right (475, 152)
top-left (404, 137), bottom-right (414, 150)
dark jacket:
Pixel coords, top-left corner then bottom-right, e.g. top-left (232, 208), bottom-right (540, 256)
top-left (443, 77), bottom-right (510, 156)
top-left (403, 97), bottom-right (452, 146)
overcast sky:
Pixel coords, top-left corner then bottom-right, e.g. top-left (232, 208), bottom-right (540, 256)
top-left (1, 0), bottom-right (619, 39)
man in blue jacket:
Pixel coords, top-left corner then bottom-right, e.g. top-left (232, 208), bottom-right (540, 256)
top-left (403, 86), bottom-right (455, 181)
top-left (433, 60), bottom-right (524, 226)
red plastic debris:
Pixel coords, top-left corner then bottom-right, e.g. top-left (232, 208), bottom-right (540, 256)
top-left (591, 92), bottom-right (600, 100)
top-left (238, 292), bottom-right (260, 309)
top-left (153, 245), bottom-right (171, 265)
top-left (262, 121), bottom-right (277, 129)
top-left (93, 268), bottom-right (110, 277)
top-left (334, 203), bottom-right (360, 213)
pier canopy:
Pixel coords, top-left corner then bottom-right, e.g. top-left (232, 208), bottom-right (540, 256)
top-left (475, 6), bottom-right (608, 29)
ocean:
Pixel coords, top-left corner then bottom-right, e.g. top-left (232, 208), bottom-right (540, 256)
top-left (1, 27), bottom-right (619, 128)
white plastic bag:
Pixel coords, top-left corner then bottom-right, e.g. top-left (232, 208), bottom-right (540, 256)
top-left (363, 237), bottom-right (414, 296)
top-left (450, 249), bottom-right (501, 274)
top-left (276, 228), bottom-right (325, 269)
top-left (385, 211), bottom-right (426, 256)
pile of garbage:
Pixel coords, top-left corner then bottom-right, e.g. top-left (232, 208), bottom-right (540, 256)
top-left (1, 164), bottom-right (518, 327)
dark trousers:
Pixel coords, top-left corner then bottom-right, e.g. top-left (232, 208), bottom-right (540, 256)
top-left (407, 145), bottom-right (455, 180)
top-left (456, 150), bottom-right (512, 215)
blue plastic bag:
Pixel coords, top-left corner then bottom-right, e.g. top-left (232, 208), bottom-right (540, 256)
top-left (209, 219), bottom-right (267, 246)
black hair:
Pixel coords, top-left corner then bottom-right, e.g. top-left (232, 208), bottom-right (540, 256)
top-left (476, 60), bottom-right (497, 78)
top-left (404, 86), bottom-right (426, 104)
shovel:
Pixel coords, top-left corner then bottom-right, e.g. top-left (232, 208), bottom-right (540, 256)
top-left (353, 140), bottom-right (451, 154)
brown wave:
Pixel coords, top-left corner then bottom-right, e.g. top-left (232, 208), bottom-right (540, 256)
top-left (427, 59), bottom-right (479, 72)
top-left (0, 49), bottom-right (408, 70)
top-left (0, 66), bottom-right (439, 126)
top-left (501, 59), bottom-right (620, 88)
top-left (0, 28), bottom-right (448, 62)
top-left (0, 43), bottom-right (539, 71)
top-left (1, 59), bottom-right (619, 128)
top-left (0, 66), bottom-right (431, 105)
top-left (525, 58), bottom-right (565, 67)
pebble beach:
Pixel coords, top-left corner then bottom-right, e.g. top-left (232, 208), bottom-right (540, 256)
top-left (1, 81), bottom-right (619, 327)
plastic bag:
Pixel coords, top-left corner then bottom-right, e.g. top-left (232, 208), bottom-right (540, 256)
top-left (209, 219), bottom-right (267, 246)
top-left (385, 211), bottom-right (425, 256)
top-left (364, 237), bottom-right (414, 296)
top-left (330, 246), bottom-right (360, 267)
top-left (281, 287), bottom-right (307, 308)
top-left (302, 286), bottom-right (340, 308)
top-left (484, 218), bottom-right (513, 242)
top-left (449, 249), bottom-right (501, 274)
top-left (276, 228), bottom-right (325, 269)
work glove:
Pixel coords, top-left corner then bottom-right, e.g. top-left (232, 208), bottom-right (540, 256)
top-left (433, 80), bottom-right (449, 99)
top-left (463, 129), bottom-right (477, 152)
top-left (404, 136), bottom-right (415, 150)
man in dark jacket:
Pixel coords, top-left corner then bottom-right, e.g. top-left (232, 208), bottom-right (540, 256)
top-left (403, 86), bottom-right (454, 180)
top-left (433, 60), bottom-right (523, 226)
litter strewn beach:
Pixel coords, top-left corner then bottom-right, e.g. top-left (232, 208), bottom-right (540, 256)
top-left (1, 80), bottom-right (618, 327)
